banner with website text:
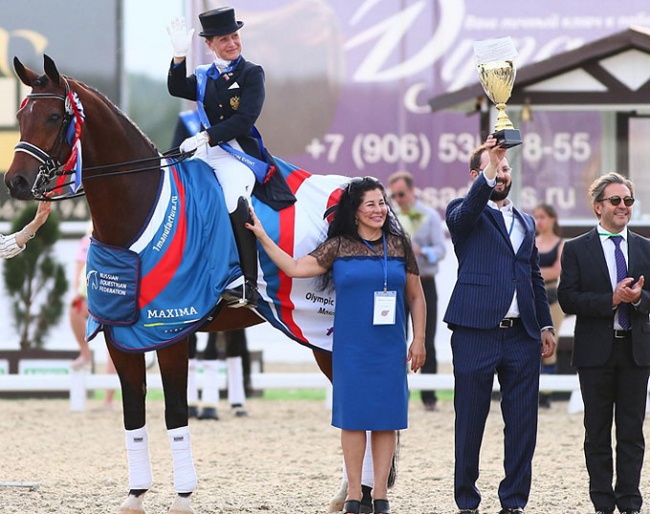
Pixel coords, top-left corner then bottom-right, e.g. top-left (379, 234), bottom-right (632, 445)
top-left (187, 0), bottom-right (650, 221)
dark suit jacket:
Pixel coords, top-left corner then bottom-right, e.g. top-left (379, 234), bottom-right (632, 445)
top-left (167, 58), bottom-right (296, 211)
top-left (167, 57), bottom-right (265, 159)
top-left (443, 174), bottom-right (552, 340)
top-left (558, 228), bottom-right (650, 367)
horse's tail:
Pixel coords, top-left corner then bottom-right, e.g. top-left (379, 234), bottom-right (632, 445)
top-left (387, 430), bottom-right (400, 488)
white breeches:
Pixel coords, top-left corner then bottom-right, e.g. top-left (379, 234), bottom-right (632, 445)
top-left (195, 139), bottom-right (255, 213)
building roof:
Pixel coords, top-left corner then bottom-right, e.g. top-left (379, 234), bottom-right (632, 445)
top-left (429, 26), bottom-right (650, 114)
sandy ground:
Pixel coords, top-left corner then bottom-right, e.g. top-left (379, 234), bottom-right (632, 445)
top-left (4, 383), bottom-right (645, 514)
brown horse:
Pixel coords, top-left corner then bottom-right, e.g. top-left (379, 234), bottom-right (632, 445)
top-left (5, 55), bottom-right (339, 514)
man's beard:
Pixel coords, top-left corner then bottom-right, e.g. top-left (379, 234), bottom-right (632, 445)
top-left (490, 181), bottom-right (512, 202)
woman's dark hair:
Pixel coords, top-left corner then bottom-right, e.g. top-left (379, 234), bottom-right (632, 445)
top-left (316, 176), bottom-right (411, 290)
top-left (327, 177), bottom-right (402, 238)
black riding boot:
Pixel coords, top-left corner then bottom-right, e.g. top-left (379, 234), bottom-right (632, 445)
top-left (223, 197), bottom-right (259, 308)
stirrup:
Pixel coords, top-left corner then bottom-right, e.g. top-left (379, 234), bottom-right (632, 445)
top-left (221, 282), bottom-right (258, 309)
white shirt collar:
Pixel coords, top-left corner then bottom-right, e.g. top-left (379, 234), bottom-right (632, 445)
top-left (487, 199), bottom-right (513, 213)
top-left (597, 223), bottom-right (628, 241)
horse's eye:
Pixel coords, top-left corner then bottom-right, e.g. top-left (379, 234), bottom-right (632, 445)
top-left (47, 112), bottom-right (62, 124)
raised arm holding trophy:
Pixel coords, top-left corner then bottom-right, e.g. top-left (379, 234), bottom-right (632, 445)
top-left (474, 37), bottom-right (522, 148)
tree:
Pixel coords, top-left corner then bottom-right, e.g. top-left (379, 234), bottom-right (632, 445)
top-left (3, 204), bottom-right (68, 349)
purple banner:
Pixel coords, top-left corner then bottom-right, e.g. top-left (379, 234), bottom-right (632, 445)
top-left (189, 1), bottom-right (650, 220)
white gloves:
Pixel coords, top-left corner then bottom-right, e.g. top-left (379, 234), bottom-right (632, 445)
top-left (167, 17), bottom-right (195, 58)
top-left (180, 131), bottom-right (209, 153)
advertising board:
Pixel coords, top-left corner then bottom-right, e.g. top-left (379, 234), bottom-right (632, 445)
top-left (187, 1), bottom-right (650, 220)
top-left (0, 0), bottom-right (121, 221)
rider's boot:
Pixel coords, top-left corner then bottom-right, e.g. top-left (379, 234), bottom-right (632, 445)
top-left (222, 196), bottom-right (259, 308)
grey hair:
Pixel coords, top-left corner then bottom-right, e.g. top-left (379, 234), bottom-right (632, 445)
top-left (588, 172), bottom-right (634, 202)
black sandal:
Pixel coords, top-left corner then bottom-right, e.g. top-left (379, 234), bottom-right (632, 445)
top-left (343, 499), bottom-right (361, 514)
top-left (373, 499), bottom-right (391, 514)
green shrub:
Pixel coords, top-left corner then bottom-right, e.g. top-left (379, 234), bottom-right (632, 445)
top-left (3, 203), bottom-right (68, 349)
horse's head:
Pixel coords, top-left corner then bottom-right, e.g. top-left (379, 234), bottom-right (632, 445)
top-left (5, 55), bottom-right (74, 200)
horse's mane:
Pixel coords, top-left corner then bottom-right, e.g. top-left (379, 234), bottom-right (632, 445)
top-left (66, 75), bottom-right (159, 153)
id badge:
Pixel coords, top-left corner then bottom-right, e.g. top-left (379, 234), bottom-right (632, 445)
top-left (373, 290), bottom-right (397, 325)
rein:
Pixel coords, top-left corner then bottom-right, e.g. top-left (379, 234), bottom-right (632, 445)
top-left (34, 150), bottom-right (195, 202)
top-left (15, 78), bottom-right (193, 201)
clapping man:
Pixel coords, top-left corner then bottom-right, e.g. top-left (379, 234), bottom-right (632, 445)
top-left (558, 172), bottom-right (650, 514)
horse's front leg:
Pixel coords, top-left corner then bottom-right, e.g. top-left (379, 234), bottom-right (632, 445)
top-left (107, 343), bottom-right (152, 514)
top-left (157, 338), bottom-right (197, 514)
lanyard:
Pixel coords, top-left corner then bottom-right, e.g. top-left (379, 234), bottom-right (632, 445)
top-left (361, 233), bottom-right (388, 292)
top-left (598, 231), bottom-right (624, 238)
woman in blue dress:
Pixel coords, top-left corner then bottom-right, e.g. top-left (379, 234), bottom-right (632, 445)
top-left (246, 176), bottom-right (426, 514)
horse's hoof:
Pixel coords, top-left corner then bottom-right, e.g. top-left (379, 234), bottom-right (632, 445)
top-left (188, 405), bottom-right (199, 418)
top-left (118, 493), bottom-right (145, 514)
top-left (231, 404), bottom-right (248, 417)
top-left (328, 480), bottom-right (348, 512)
top-left (168, 495), bottom-right (194, 513)
top-left (198, 406), bottom-right (219, 420)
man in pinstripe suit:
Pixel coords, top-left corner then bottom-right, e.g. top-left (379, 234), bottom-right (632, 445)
top-left (444, 135), bottom-right (556, 514)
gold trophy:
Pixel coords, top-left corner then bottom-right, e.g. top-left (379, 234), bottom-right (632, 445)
top-left (477, 60), bottom-right (521, 148)
top-left (477, 58), bottom-right (522, 148)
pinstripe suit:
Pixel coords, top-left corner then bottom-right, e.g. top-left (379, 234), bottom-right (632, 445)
top-left (444, 173), bottom-right (552, 511)
top-left (0, 233), bottom-right (23, 259)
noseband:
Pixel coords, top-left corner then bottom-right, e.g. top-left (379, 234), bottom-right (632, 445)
top-left (14, 79), bottom-right (80, 200)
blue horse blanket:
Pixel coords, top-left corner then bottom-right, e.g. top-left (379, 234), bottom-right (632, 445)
top-left (86, 157), bottom-right (348, 353)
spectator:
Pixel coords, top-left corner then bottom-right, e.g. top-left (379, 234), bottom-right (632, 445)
top-left (388, 170), bottom-right (446, 411)
top-left (532, 203), bottom-right (565, 408)
top-left (558, 172), bottom-right (650, 514)
top-left (70, 223), bottom-right (117, 409)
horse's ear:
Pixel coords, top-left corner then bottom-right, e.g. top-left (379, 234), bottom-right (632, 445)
top-left (13, 57), bottom-right (38, 87)
top-left (43, 54), bottom-right (61, 86)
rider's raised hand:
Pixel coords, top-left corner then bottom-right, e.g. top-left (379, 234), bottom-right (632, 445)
top-left (167, 17), bottom-right (195, 58)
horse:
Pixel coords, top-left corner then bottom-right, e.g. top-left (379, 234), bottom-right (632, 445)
top-left (4, 55), bottom-right (359, 514)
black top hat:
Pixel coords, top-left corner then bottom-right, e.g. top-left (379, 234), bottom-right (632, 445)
top-left (199, 7), bottom-right (244, 37)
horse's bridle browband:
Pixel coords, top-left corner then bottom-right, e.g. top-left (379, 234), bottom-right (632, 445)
top-left (15, 79), bottom-right (192, 201)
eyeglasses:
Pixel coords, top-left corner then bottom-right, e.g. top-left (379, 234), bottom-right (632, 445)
top-left (599, 195), bottom-right (635, 207)
top-left (346, 176), bottom-right (380, 192)
top-left (391, 191), bottom-right (407, 199)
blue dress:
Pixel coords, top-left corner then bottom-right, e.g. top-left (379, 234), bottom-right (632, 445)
top-left (311, 234), bottom-right (415, 431)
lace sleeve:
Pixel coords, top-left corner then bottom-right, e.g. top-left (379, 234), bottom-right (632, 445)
top-left (405, 242), bottom-right (420, 276)
top-left (385, 233), bottom-right (419, 275)
top-left (308, 237), bottom-right (341, 271)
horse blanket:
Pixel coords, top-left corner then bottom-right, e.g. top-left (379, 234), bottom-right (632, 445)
top-left (86, 156), bottom-right (347, 353)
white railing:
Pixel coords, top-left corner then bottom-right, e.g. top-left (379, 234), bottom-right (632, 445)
top-left (0, 372), bottom-right (586, 413)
